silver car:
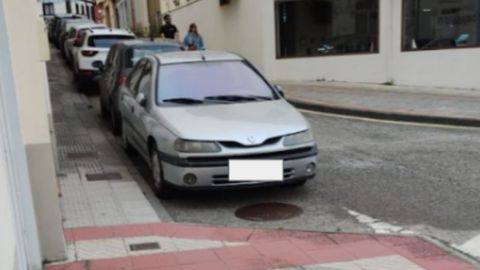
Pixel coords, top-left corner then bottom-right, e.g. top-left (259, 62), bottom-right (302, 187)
top-left (119, 51), bottom-right (318, 197)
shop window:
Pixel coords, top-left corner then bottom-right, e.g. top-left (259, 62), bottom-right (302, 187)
top-left (275, 0), bottom-right (379, 58)
top-left (403, 0), bottom-right (480, 51)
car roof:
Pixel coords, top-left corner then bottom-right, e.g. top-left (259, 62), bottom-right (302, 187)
top-left (64, 19), bottom-right (92, 27)
top-left (154, 51), bottom-right (243, 65)
top-left (73, 23), bottom-right (107, 30)
top-left (86, 28), bottom-right (135, 36)
top-left (118, 39), bottom-right (182, 48)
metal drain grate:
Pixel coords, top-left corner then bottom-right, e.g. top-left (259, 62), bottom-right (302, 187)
top-left (67, 151), bottom-right (98, 160)
top-left (86, 172), bottom-right (122, 181)
top-left (129, 242), bottom-right (160, 251)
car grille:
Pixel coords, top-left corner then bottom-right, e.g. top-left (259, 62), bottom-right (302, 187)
top-left (219, 137), bottom-right (282, 148)
top-left (185, 146), bottom-right (316, 167)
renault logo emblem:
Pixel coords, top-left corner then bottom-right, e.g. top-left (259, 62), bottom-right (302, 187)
top-left (247, 136), bottom-right (256, 144)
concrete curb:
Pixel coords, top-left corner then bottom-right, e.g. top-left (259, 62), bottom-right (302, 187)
top-left (288, 96), bottom-right (480, 128)
top-left (418, 234), bottom-right (480, 268)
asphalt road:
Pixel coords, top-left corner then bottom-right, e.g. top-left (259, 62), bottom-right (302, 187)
top-left (141, 110), bottom-right (480, 246)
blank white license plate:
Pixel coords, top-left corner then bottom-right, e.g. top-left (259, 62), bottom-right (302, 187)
top-left (229, 160), bottom-right (283, 181)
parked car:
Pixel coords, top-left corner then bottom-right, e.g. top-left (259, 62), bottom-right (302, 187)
top-left (63, 23), bottom-right (107, 66)
top-left (51, 14), bottom-right (87, 48)
top-left (57, 18), bottom-right (92, 58)
top-left (48, 14), bottom-right (76, 42)
top-left (72, 28), bottom-right (135, 90)
top-left (118, 51), bottom-right (318, 197)
top-left (98, 39), bottom-right (183, 134)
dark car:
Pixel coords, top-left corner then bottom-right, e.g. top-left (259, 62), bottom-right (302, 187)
top-left (51, 14), bottom-right (87, 48)
top-left (98, 39), bottom-right (183, 134)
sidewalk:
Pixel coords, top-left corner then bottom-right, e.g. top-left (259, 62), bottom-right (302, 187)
top-left (280, 81), bottom-right (480, 127)
top-left (44, 51), bottom-right (480, 269)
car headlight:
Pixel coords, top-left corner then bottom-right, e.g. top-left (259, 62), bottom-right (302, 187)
top-left (174, 139), bottom-right (221, 153)
top-left (283, 130), bottom-right (314, 146)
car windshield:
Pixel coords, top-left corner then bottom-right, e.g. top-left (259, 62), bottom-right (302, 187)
top-left (88, 35), bottom-right (134, 48)
top-left (127, 45), bottom-right (181, 67)
top-left (157, 61), bottom-right (277, 105)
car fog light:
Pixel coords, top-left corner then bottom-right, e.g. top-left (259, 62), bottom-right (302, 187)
top-left (183, 174), bottom-right (197, 185)
top-left (306, 163), bottom-right (316, 174)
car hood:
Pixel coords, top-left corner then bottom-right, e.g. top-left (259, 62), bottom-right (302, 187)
top-left (155, 100), bottom-right (309, 146)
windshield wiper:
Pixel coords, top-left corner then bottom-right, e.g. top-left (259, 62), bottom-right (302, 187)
top-left (205, 95), bottom-right (273, 102)
top-left (162, 98), bottom-right (205, 104)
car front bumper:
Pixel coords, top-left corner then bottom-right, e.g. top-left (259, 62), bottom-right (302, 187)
top-left (161, 154), bottom-right (318, 190)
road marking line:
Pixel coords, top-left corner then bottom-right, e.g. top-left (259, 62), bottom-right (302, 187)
top-left (300, 109), bottom-right (480, 130)
top-left (345, 208), bottom-right (415, 235)
top-left (456, 234), bottom-right (480, 259)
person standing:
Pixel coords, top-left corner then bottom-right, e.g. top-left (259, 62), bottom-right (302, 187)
top-left (183, 23), bottom-right (205, 51)
top-left (160, 14), bottom-right (179, 40)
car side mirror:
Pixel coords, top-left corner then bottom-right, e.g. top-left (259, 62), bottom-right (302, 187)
top-left (136, 93), bottom-right (147, 107)
top-left (92, 60), bottom-right (104, 71)
top-left (274, 84), bottom-right (285, 98)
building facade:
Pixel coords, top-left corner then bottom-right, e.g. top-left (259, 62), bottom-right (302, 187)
top-left (162, 0), bottom-right (480, 89)
top-left (115, 0), bottom-right (151, 36)
top-left (38, 0), bottom-right (96, 19)
top-left (2, 0), bottom-right (66, 269)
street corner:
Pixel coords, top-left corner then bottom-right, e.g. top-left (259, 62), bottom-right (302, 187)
top-left (44, 223), bottom-right (480, 270)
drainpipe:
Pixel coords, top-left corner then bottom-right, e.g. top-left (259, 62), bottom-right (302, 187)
top-left (130, 0), bottom-right (136, 33)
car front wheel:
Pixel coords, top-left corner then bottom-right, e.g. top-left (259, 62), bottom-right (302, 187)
top-left (150, 147), bottom-right (173, 199)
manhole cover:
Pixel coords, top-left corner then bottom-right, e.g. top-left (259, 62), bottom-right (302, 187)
top-left (86, 172), bottom-right (122, 181)
top-left (129, 242), bottom-right (160, 251)
top-left (235, 202), bottom-right (303, 221)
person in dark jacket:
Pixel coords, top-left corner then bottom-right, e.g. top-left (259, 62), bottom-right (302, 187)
top-left (160, 14), bottom-right (179, 40)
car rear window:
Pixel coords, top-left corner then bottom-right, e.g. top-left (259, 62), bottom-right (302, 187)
top-left (88, 35), bottom-right (134, 48)
top-left (126, 45), bottom-right (181, 67)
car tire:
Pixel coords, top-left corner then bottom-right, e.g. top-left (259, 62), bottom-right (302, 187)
top-left (111, 105), bottom-right (122, 136)
top-left (150, 146), bottom-right (174, 199)
top-left (121, 123), bottom-right (135, 156)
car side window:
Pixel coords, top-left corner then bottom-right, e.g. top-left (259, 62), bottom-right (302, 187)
top-left (128, 60), bottom-right (146, 95)
top-left (136, 62), bottom-right (152, 98)
top-left (79, 32), bottom-right (87, 46)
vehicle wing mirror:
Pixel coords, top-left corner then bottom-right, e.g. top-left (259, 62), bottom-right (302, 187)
top-left (136, 93), bottom-right (147, 107)
top-left (274, 84), bottom-right (285, 98)
top-left (92, 60), bottom-right (104, 71)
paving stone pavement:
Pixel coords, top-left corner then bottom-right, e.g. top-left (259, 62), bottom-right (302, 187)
top-left (45, 223), bottom-right (479, 270)
top-left (47, 51), bottom-right (161, 229)
top-left (280, 81), bottom-right (480, 119)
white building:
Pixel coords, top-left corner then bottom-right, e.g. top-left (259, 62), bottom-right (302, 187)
top-left (161, 0), bottom-right (480, 90)
top-left (2, 0), bottom-right (65, 269)
top-left (38, 0), bottom-right (95, 19)
top-left (115, 0), bottom-right (151, 36)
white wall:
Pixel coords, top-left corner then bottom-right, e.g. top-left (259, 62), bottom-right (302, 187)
top-left (7, 0), bottom-right (66, 263)
top-left (391, 0), bottom-right (480, 89)
top-left (167, 0), bottom-right (480, 89)
top-left (38, 0), bottom-right (67, 15)
top-left (167, 0), bottom-right (266, 71)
